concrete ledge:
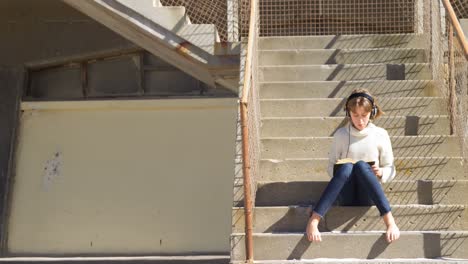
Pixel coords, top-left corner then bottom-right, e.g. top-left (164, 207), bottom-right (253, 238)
top-left (259, 49), bottom-right (427, 66)
top-left (258, 34), bottom-right (425, 50)
top-left (0, 256), bottom-right (229, 263)
top-left (255, 180), bottom-right (468, 206)
top-left (261, 136), bottom-right (461, 159)
top-left (231, 259), bottom-right (468, 263)
top-left (259, 64), bottom-right (431, 82)
top-left (260, 98), bottom-right (447, 117)
top-left (259, 157), bottom-right (466, 182)
top-left (231, 232), bottom-right (468, 260)
top-left (232, 205), bottom-right (468, 233)
top-left (260, 116), bottom-right (450, 137)
top-left (259, 80), bottom-right (439, 99)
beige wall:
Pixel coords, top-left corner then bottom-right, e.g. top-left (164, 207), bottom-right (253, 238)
top-left (8, 98), bottom-right (237, 255)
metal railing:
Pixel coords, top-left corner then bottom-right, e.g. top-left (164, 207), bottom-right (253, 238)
top-left (239, 0), bottom-right (259, 261)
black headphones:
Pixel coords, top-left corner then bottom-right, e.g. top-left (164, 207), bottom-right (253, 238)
top-left (344, 92), bottom-right (377, 118)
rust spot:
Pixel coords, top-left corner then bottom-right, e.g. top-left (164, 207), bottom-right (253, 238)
top-left (175, 41), bottom-right (191, 56)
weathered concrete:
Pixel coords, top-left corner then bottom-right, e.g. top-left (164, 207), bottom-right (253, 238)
top-left (232, 32), bottom-right (468, 263)
top-left (259, 49), bottom-right (427, 66)
top-left (232, 205), bottom-right (468, 233)
top-left (260, 116), bottom-right (450, 137)
top-left (231, 232), bottom-right (468, 260)
top-left (259, 80), bottom-right (439, 99)
top-left (9, 99), bottom-right (237, 255)
top-left (115, 0), bottom-right (219, 54)
top-left (261, 136), bottom-right (461, 159)
top-left (0, 0), bottom-right (136, 67)
top-left (461, 19), bottom-right (468, 41)
top-left (258, 157), bottom-right (466, 182)
top-left (232, 260), bottom-right (468, 264)
top-left (0, 256), bottom-right (229, 263)
top-left (259, 64), bottom-right (432, 82)
top-left (260, 98), bottom-right (447, 117)
top-left (255, 180), bottom-right (468, 206)
top-left (258, 35), bottom-right (426, 50)
top-left (63, 0), bottom-right (239, 91)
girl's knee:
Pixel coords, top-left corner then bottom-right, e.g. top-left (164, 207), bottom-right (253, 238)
top-left (334, 163), bottom-right (353, 180)
top-left (354, 160), bottom-right (371, 172)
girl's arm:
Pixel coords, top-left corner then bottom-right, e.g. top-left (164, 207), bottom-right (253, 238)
top-left (379, 130), bottom-right (396, 183)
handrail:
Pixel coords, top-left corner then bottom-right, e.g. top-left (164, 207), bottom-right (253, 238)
top-left (442, 0), bottom-right (468, 59)
top-left (241, 0), bottom-right (257, 104)
top-left (239, 0), bottom-right (258, 262)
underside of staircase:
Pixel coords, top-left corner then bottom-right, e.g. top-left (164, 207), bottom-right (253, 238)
top-left (231, 34), bottom-right (468, 262)
top-left (62, 0), bottom-right (240, 92)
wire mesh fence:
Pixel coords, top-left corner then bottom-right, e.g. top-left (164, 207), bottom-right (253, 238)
top-left (240, 0), bottom-right (419, 37)
top-left (424, 0), bottom-right (468, 177)
top-left (159, 0), bottom-right (425, 42)
top-left (451, 0), bottom-right (468, 18)
top-left (159, 0), bottom-right (237, 42)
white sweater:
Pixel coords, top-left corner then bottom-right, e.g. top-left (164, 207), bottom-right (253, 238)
top-left (328, 122), bottom-right (396, 183)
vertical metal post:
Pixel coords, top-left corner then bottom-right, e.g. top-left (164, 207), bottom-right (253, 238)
top-left (448, 23), bottom-right (456, 135)
top-left (240, 101), bottom-right (253, 262)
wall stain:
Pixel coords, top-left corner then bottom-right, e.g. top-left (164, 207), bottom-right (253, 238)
top-left (42, 151), bottom-right (63, 190)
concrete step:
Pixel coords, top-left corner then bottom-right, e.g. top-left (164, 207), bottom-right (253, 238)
top-left (261, 136), bottom-right (461, 159)
top-left (232, 205), bottom-right (468, 233)
top-left (260, 98), bottom-right (447, 118)
top-left (255, 180), bottom-right (468, 206)
top-left (259, 34), bottom-right (426, 50)
top-left (117, 0), bottom-right (188, 30)
top-left (231, 260), bottom-right (468, 264)
top-left (259, 64), bottom-right (431, 82)
top-left (0, 256), bottom-right (229, 263)
top-left (178, 24), bottom-right (218, 54)
top-left (230, 232), bottom-right (468, 260)
top-left (259, 80), bottom-right (439, 99)
top-left (259, 157), bottom-right (466, 182)
top-left (232, 233), bottom-right (468, 260)
top-left (260, 116), bottom-right (450, 137)
top-left (259, 49), bottom-right (427, 66)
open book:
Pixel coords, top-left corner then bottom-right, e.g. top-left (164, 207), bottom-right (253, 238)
top-left (333, 158), bottom-right (375, 175)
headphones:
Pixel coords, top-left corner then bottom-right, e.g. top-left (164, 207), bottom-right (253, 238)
top-left (344, 92), bottom-right (377, 119)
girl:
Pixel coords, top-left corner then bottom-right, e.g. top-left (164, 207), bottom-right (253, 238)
top-left (306, 89), bottom-right (400, 243)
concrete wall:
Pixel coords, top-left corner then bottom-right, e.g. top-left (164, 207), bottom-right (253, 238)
top-left (461, 19), bottom-right (468, 40)
top-left (0, 0), bottom-right (238, 256)
top-left (8, 98), bottom-right (237, 255)
top-left (0, 0), bottom-right (135, 67)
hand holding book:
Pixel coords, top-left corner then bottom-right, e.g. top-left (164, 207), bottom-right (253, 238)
top-left (333, 158), bottom-right (378, 177)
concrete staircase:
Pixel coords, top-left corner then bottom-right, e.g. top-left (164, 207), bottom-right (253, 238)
top-left (63, 0), bottom-right (239, 91)
top-left (231, 34), bottom-right (468, 262)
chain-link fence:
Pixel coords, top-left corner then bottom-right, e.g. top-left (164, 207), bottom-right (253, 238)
top-left (159, 0), bottom-right (238, 42)
top-left (423, 0), bottom-right (468, 176)
top-left (160, 0), bottom-right (430, 42)
top-left (451, 0), bottom-right (468, 18)
top-left (240, 0), bottom-right (420, 37)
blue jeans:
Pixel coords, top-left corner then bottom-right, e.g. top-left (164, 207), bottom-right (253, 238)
top-left (313, 161), bottom-right (391, 217)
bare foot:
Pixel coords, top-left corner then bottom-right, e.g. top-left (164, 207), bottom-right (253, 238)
top-left (306, 213), bottom-right (322, 242)
top-left (383, 212), bottom-right (400, 243)
top-left (386, 223), bottom-right (400, 243)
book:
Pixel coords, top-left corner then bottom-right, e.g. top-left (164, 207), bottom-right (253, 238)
top-left (333, 158), bottom-right (375, 175)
